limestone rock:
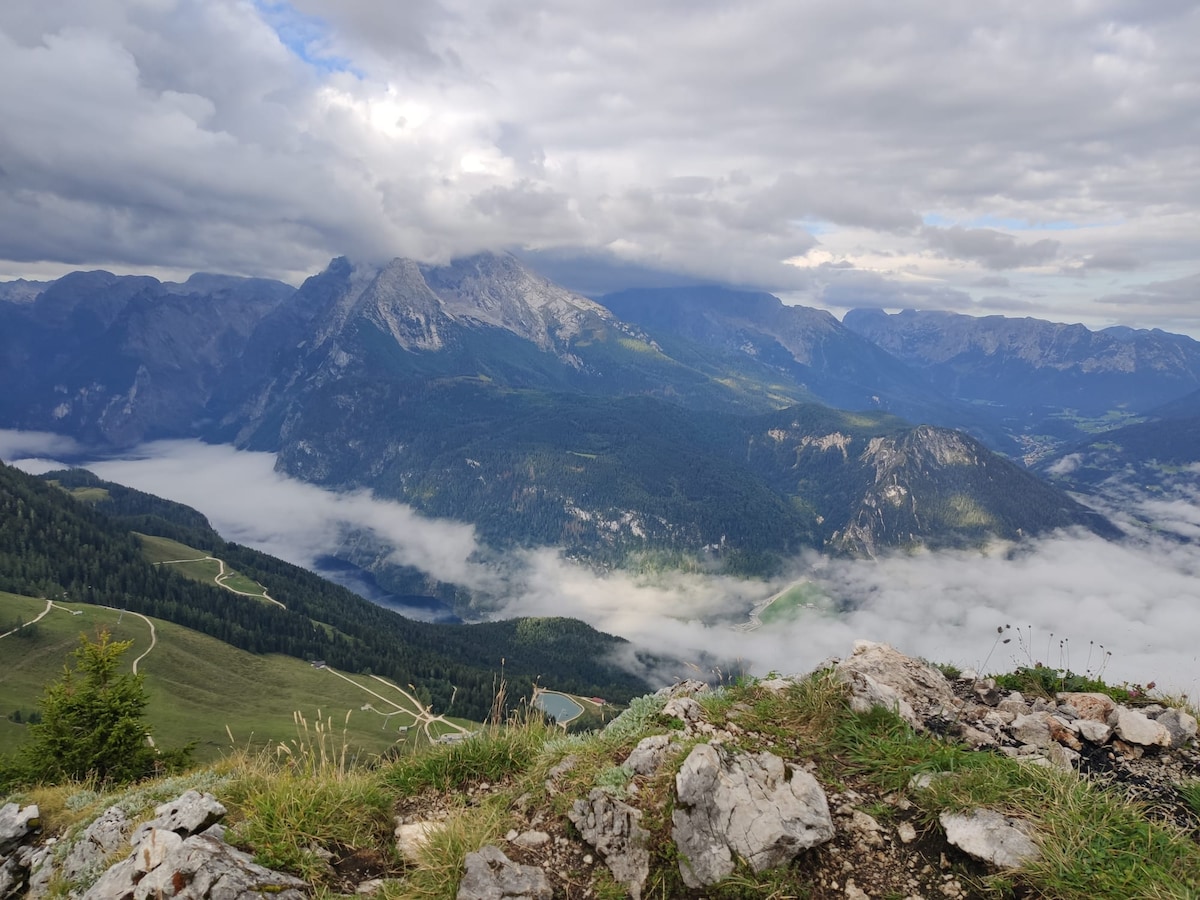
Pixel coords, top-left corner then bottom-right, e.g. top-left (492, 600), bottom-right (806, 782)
top-left (133, 829), bottom-right (183, 874)
top-left (130, 791), bottom-right (226, 851)
top-left (1153, 708), bottom-right (1198, 749)
top-left (511, 831), bottom-right (549, 849)
top-left (22, 842), bottom-right (55, 900)
top-left (0, 805), bottom-right (40, 853)
top-left (1059, 692), bottom-right (1115, 723)
top-left (655, 680), bottom-right (709, 699)
top-left (395, 821), bottom-right (441, 864)
top-left (835, 641), bottom-right (960, 730)
top-left (1047, 717), bottom-right (1082, 751)
top-left (63, 806), bottom-right (129, 883)
top-left (623, 734), bottom-right (673, 777)
top-left (1109, 707), bottom-right (1171, 748)
top-left (940, 809), bottom-right (1040, 869)
top-left (456, 845), bottom-right (551, 900)
top-left (80, 856), bottom-right (138, 900)
top-left (567, 789), bottom-right (650, 899)
top-left (1009, 714), bottom-right (1052, 749)
top-left (127, 834), bottom-right (306, 900)
top-left (0, 858), bottom-right (23, 900)
top-left (671, 743), bottom-right (833, 888)
top-left (661, 697), bottom-right (703, 729)
top-left (1074, 719), bottom-right (1112, 744)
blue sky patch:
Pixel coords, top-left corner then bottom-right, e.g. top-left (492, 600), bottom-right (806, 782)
top-left (254, 1), bottom-right (359, 76)
top-left (922, 213), bottom-right (1080, 232)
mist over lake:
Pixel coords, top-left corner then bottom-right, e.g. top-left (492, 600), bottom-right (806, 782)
top-left (4, 429), bottom-right (1196, 697)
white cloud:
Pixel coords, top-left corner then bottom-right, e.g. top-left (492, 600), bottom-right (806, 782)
top-left (0, 429), bottom-right (84, 464)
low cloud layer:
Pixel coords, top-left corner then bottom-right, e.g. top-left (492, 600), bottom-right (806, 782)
top-left (3, 432), bottom-right (1197, 697)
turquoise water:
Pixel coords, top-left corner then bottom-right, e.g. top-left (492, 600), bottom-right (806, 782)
top-left (534, 691), bottom-right (584, 722)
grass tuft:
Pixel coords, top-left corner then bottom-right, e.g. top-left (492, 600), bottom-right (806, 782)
top-left (383, 719), bottom-right (551, 795)
top-left (384, 802), bottom-right (507, 900)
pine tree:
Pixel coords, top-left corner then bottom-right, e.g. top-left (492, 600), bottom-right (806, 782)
top-left (22, 629), bottom-right (159, 784)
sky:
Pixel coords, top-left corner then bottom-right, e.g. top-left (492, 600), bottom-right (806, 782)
top-left (1, 2), bottom-right (1199, 332)
top-left (4, 431), bottom-right (1197, 698)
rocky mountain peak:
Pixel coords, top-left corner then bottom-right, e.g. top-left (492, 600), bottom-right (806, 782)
top-left (356, 258), bottom-right (448, 351)
top-left (421, 252), bottom-right (612, 348)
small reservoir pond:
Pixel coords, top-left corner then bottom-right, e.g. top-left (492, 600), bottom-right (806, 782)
top-left (534, 691), bottom-right (584, 723)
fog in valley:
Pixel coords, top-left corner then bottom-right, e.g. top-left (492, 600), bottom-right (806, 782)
top-left (4, 429), bottom-right (1197, 698)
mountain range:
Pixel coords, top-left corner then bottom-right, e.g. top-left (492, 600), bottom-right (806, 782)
top-left (5, 251), bottom-right (1195, 585)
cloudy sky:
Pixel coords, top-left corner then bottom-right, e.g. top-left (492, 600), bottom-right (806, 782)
top-left (1, 2), bottom-right (1199, 331)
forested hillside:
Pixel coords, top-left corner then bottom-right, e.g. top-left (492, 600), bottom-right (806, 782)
top-left (0, 463), bottom-right (651, 718)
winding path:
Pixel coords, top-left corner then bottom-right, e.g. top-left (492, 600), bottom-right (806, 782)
top-left (97, 605), bottom-right (158, 674)
top-left (1, 599), bottom-right (157, 674)
top-left (321, 667), bottom-right (471, 741)
top-left (156, 555), bottom-right (285, 608)
top-left (0, 598), bottom-right (54, 639)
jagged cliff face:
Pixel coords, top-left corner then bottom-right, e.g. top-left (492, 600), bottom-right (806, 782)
top-left (0, 272), bottom-right (293, 446)
top-left (829, 425), bottom-right (1119, 556)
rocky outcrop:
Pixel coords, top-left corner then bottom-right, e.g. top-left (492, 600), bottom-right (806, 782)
top-left (836, 639), bottom-right (962, 729)
top-left (567, 790), bottom-right (651, 899)
top-left (455, 846), bottom-right (551, 900)
top-left (1, 793), bottom-right (304, 900)
top-left (671, 744), bottom-right (834, 887)
top-left (0, 805), bottom-right (41, 900)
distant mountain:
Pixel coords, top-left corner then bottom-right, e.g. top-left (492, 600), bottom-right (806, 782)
top-left (0, 255), bottom-right (1123, 578)
top-left (1039, 416), bottom-right (1200, 491)
top-left (842, 309), bottom-right (1200, 451)
top-left (0, 270), bottom-right (293, 445)
top-left (220, 255), bottom-right (798, 454)
top-left (266, 378), bottom-right (1116, 574)
top-left (1146, 386), bottom-right (1200, 420)
top-left (598, 287), bottom-right (942, 415)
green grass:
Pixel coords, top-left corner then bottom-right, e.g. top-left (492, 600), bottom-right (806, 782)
top-left (170, 557), bottom-right (223, 581)
top-left (219, 572), bottom-right (268, 597)
top-left (135, 533), bottom-right (209, 563)
top-left (66, 486), bottom-right (111, 502)
top-left (382, 722), bottom-right (549, 794)
top-left (991, 664), bottom-right (1135, 703)
top-left (0, 592), bottom-right (438, 761)
top-left (133, 533), bottom-right (271, 600)
top-left (759, 582), bottom-right (826, 625)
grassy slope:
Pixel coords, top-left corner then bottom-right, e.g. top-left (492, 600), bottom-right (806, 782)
top-left (134, 534), bottom-right (270, 599)
top-left (0, 592), bottom-right (451, 761)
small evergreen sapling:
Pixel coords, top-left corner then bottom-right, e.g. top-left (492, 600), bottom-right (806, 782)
top-left (22, 629), bottom-right (162, 784)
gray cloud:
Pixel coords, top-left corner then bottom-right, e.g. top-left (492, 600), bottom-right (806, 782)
top-left (816, 268), bottom-right (976, 311)
top-left (6, 433), bottom-right (1195, 696)
top-left (972, 276), bottom-right (1011, 289)
top-left (1093, 272), bottom-right (1200, 331)
top-left (0, 2), bottom-right (1198, 327)
top-left (923, 226), bottom-right (1061, 270)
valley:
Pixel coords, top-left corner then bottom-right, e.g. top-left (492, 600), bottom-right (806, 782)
top-left (3, 252), bottom-right (1200, 732)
